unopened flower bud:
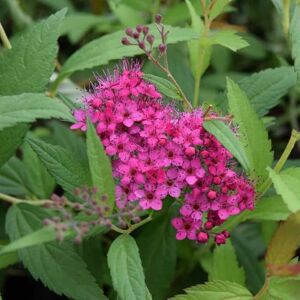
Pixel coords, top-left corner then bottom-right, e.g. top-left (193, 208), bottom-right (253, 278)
top-left (158, 43), bottom-right (167, 54)
top-left (204, 221), bottom-right (213, 230)
top-left (121, 37), bottom-right (131, 45)
top-left (207, 190), bottom-right (217, 200)
top-left (155, 14), bottom-right (162, 24)
top-left (215, 233), bottom-right (226, 245)
top-left (197, 231), bottom-right (209, 243)
top-left (143, 26), bottom-right (149, 35)
top-left (136, 24), bottom-right (143, 33)
top-left (138, 41), bottom-right (145, 49)
top-left (185, 147), bottom-right (195, 156)
top-left (125, 28), bottom-right (133, 37)
top-left (133, 31), bottom-right (140, 39)
top-left (146, 34), bottom-right (154, 45)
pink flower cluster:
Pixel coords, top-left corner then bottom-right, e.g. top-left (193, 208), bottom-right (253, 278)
top-left (71, 61), bottom-right (255, 245)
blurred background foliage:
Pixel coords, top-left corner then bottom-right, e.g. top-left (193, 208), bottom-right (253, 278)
top-left (0, 0), bottom-right (299, 299)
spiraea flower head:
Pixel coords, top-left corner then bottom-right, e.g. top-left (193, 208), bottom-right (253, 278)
top-left (71, 60), bottom-right (255, 245)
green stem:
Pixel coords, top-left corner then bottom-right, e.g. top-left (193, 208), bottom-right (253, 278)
top-left (282, 0), bottom-right (290, 35)
top-left (0, 22), bottom-right (12, 49)
top-left (192, 0), bottom-right (211, 108)
top-left (258, 129), bottom-right (300, 197)
top-left (148, 54), bottom-right (193, 111)
top-left (0, 193), bottom-right (51, 206)
top-left (111, 214), bottom-right (152, 234)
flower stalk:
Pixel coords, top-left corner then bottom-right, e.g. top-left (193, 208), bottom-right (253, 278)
top-left (0, 22), bottom-right (12, 49)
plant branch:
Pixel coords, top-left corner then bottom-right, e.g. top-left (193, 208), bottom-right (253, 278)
top-left (258, 129), bottom-right (300, 197)
top-left (0, 193), bottom-right (51, 206)
top-left (147, 54), bottom-right (193, 111)
top-left (110, 213), bottom-right (153, 234)
top-left (0, 22), bottom-right (12, 49)
top-left (192, 0), bottom-right (212, 108)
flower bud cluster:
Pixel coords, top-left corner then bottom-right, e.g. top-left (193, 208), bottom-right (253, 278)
top-left (43, 187), bottom-right (142, 243)
top-left (122, 15), bottom-right (168, 56)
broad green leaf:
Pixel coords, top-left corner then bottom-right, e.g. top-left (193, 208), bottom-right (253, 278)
top-left (266, 210), bottom-right (300, 266)
top-left (165, 0), bottom-right (202, 25)
top-left (227, 78), bottom-right (273, 183)
top-left (37, 0), bottom-right (75, 11)
top-left (267, 277), bottom-right (300, 299)
top-left (26, 135), bottom-right (91, 193)
top-left (290, 5), bottom-right (300, 80)
top-left (22, 142), bottom-right (55, 199)
top-left (0, 9), bottom-right (66, 96)
top-left (86, 120), bottom-right (115, 211)
top-left (0, 157), bottom-right (30, 196)
top-left (0, 248), bottom-right (18, 269)
top-left (77, 235), bottom-right (111, 287)
top-left (209, 0), bottom-right (232, 21)
top-left (231, 224), bottom-right (265, 294)
top-left (247, 196), bottom-right (291, 221)
top-left (108, 234), bottom-right (152, 300)
top-left (55, 25), bottom-right (198, 85)
top-left (238, 67), bottom-right (297, 116)
top-left (0, 93), bottom-right (74, 130)
top-left (214, 67), bottom-right (297, 116)
top-left (0, 124), bottom-right (28, 168)
top-left (172, 280), bottom-right (252, 300)
top-left (204, 120), bottom-right (250, 172)
top-left (269, 168), bottom-right (300, 213)
top-left (209, 240), bottom-right (245, 286)
top-left (210, 30), bottom-right (249, 52)
top-left (143, 74), bottom-right (181, 100)
top-left (61, 13), bottom-right (111, 44)
top-left (5, 204), bottom-right (107, 300)
top-left (0, 227), bottom-right (58, 256)
top-left (48, 121), bottom-right (88, 166)
top-left (108, 0), bottom-right (144, 27)
top-left (137, 207), bottom-right (176, 300)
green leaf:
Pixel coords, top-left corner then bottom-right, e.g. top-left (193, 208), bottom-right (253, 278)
top-left (0, 9), bottom-right (66, 96)
top-left (86, 120), bottom-right (115, 211)
top-left (0, 93), bottom-right (74, 130)
top-left (215, 67), bottom-right (297, 116)
top-left (210, 30), bottom-right (249, 52)
top-left (137, 207), bottom-right (176, 300)
top-left (22, 142), bottom-right (55, 199)
top-left (143, 74), bottom-right (181, 100)
top-left (55, 25), bottom-right (198, 83)
top-left (247, 196), bottom-right (291, 221)
top-left (61, 13), bottom-right (110, 43)
top-left (172, 280), bottom-right (253, 300)
top-left (0, 249), bottom-right (18, 269)
top-left (231, 225), bottom-right (265, 294)
top-left (203, 120), bottom-right (250, 172)
top-left (269, 168), bottom-right (300, 213)
top-left (108, 234), bottom-right (152, 300)
top-left (209, 240), bottom-right (245, 286)
top-left (0, 124), bottom-right (28, 168)
top-left (0, 157), bottom-right (29, 196)
top-left (227, 78), bottom-right (273, 183)
top-left (266, 210), bottom-right (300, 266)
top-left (237, 67), bottom-right (297, 116)
top-left (267, 277), bottom-right (300, 300)
top-left (5, 204), bottom-right (107, 300)
top-left (290, 5), bottom-right (300, 80)
top-left (108, 0), bottom-right (144, 27)
top-left (26, 135), bottom-right (91, 193)
top-left (209, 0), bottom-right (232, 21)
